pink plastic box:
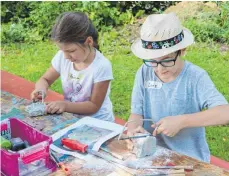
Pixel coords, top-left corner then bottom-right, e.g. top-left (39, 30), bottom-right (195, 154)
top-left (1, 118), bottom-right (57, 176)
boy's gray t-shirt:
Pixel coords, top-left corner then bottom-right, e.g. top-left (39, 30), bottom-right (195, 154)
top-left (131, 61), bottom-right (228, 162)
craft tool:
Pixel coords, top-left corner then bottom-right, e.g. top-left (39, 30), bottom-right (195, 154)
top-left (88, 149), bottom-right (136, 175)
top-left (135, 169), bottom-right (185, 176)
top-left (60, 138), bottom-right (191, 174)
top-left (61, 138), bottom-right (127, 166)
top-left (61, 138), bottom-right (138, 175)
top-left (40, 90), bottom-right (45, 103)
top-left (50, 150), bottom-right (70, 176)
top-left (119, 134), bottom-right (153, 140)
top-left (61, 138), bottom-right (88, 153)
top-left (33, 90), bottom-right (45, 103)
top-left (117, 119), bottom-right (156, 140)
top-left (125, 163), bottom-right (193, 171)
top-left (166, 162), bottom-right (193, 172)
top-left (61, 138), bottom-right (118, 174)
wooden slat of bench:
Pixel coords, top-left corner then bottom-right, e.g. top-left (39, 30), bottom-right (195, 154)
top-left (1, 70), bottom-right (64, 101)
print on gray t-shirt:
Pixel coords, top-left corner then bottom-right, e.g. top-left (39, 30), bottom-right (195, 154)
top-left (52, 49), bottom-right (114, 122)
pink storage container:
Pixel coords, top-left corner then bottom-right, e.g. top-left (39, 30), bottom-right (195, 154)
top-left (1, 118), bottom-right (57, 176)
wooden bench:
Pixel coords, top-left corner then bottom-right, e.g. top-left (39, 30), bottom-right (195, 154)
top-left (1, 70), bottom-right (229, 170)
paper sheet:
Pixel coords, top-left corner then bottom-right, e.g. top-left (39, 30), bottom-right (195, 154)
top-left (50, 116), bottom-right (125, 160)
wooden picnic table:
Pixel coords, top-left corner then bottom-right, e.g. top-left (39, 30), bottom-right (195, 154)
top-left (1, 70), bottom-right (229, 176)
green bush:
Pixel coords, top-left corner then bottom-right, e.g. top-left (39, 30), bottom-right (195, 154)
top-left (165, 2), bottom-right (229, 44)
top-left (183, 2), bottom-right (229, 44)
top-left (1, 1), bottom-right (135, 43)
top-left (1, 1), bottom-right (228, 44)
top-left (1, 1), bottom-right (37, 23)
top-left (217, 2), bottom-right (229, 28)
top-left (184, 19), bottom-right (227, 43)
top-left (1, 23), bottom-right (27, 43)
top-left (217, 2), bottom-right (229, 41)
top-left (1, 1), bottom-right (176, 44)
top-left (114, 1), bottom-right (177, 15)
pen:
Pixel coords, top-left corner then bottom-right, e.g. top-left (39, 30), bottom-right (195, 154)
top-left (50, 151), bottom-right (70, 175)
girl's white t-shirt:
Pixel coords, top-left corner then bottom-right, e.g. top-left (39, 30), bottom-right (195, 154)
top-left (51, 49), bottom-right (114, 122)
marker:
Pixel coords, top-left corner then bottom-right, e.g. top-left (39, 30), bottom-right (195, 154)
top-left (50, 151), bottom-right (70, 175)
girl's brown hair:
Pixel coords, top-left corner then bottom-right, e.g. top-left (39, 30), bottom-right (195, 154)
top-left (51, 12), bottom-right (99, 50)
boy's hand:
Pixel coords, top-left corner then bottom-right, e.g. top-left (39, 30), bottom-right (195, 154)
top-left (46, 101), bottom-right (66, 114)
top-left (126, 126), bottom-right (149, 150)
top-left (31, 89), bottom-right (46, 102)
top-left (127, 126), bottom-right (148, 137)
top-left (151, 115), bottom-right (185, 137)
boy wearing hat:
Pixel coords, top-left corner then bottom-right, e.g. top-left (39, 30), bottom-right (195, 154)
top-left (128, 13), bottom-right (229, 162)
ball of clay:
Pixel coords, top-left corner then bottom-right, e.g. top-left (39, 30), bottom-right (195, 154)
top-left (25, 102), bottom-right (46, 117)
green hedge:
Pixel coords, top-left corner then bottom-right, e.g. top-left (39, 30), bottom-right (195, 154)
top-left (1, 2), bottom-right (228, 44)
top-left (165, 2), bottom-right (229, 44)
top-left (1, 1), bottom-right (176, 44)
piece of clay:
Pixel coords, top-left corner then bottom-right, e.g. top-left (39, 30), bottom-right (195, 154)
top-left (132, 133), bottom-right (156, 158)
top-left (0, 136), bottom-right (12, 150)
top-left (10, 137), bottom-right (26, 151)
top-left (25, 102), bottom-right (46, 117)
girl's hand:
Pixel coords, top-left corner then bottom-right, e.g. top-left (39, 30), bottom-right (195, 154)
top-left (46, 101), bottom-right (67, 114)
top-left (31, 89), bottom-right (46, 102)
top-left (151, 116), bottom-right (185, 137)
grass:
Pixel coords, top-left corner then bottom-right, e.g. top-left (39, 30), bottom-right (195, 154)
top-left (1, 28), bottom-right (229, 161)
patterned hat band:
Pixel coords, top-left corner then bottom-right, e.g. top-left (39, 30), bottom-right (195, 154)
top-left (141, 30), bottom-right (184, 50)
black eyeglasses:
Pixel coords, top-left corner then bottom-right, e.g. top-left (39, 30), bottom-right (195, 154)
top-left (143, 50), bottom-right (181, 67)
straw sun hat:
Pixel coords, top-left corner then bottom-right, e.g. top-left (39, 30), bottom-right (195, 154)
top-left (131, 13), bottom-right (194, 60)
